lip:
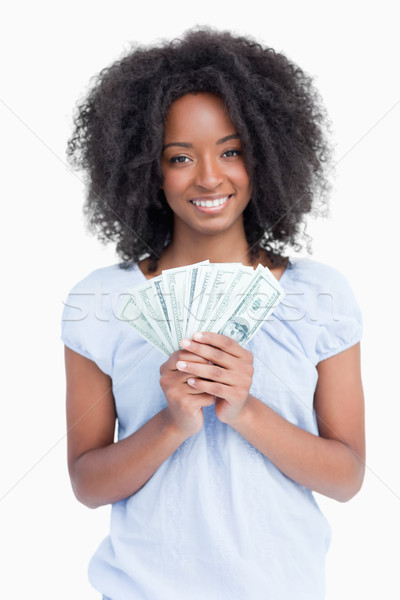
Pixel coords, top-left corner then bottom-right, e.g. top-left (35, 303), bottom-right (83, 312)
top-left (189, 194), bottom-right (232, 214)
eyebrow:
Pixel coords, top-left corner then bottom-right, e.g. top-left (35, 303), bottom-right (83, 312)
top-left (162, 133), bottom-right (240, 151)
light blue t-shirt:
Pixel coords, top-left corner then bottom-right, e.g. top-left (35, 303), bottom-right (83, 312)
top-left (61, 257), bottom-right (362, 600)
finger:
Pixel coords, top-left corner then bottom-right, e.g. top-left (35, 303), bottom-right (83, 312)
top-left (184, 380), bottom-right (207, 395)
top-left (179, 391), bottom-right (215, 406)
top-left (176, 360), bottom-right (232, 386)
top-left (189, 332), bottom-right (245, 359)
top-left (195, 393), bottom-right (216, 408)
top-left (176, 370), bottom-right (212, 394)
top-left (186, 377), bottom-right (230, 400)
top-left (177, 350), bottom-right (209, 365)
top-left (180, 338), bottom-right (232, 368)
top-left (167, 350), bottom-right (209, 372)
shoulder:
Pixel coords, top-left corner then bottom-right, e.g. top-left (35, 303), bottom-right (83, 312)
top-left (276, 257), bottom-right (363, 363)
top-left (284, 257), bottom-right (353, 291)
top-left (66, 263), bottom-right (144, 296)
top-left (282, 257), bottom-right (361, 312)
top-left (62, 263), bottom-right (144, 323)
top-left (61, 263), bottom-right (145, 374)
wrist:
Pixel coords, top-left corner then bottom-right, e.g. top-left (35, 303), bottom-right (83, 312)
top-left (160, 406), bottom-right (203, 440)
top-left (218, 394), bottom-right (256, 429)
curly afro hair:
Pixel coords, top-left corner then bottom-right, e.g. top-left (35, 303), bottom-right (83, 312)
top-left (67, 27), bottom-right (331, 270)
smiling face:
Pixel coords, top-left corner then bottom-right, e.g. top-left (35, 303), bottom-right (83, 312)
top-left (161, 93), bottom-right (252, 242)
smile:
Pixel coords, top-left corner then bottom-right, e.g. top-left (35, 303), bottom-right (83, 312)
top-left (190, 195), bottom-right (231, 208)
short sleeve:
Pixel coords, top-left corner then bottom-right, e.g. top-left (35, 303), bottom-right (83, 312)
top-left (314, 268), bottom-right (363, 362)
top-left (61, 272), bottom-right (113, 375)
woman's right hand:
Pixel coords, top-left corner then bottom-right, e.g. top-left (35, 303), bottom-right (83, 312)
top-left (159, 350), bottom-right (215, 436)
top-left (66, 346), bottom-right (215, 508)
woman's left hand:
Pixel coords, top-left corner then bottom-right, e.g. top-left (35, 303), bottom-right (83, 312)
top-left (176, 331), bottom-right (254, 425)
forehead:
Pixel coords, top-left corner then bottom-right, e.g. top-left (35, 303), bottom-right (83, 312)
top-left (163, 93), bottom-right (236, 139)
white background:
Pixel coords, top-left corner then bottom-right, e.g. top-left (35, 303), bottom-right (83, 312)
top-left (1, 1), bottom-right (399, 598)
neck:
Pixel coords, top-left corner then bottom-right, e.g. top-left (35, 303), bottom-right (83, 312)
top-left (161, 226), bottom-right (253, 268)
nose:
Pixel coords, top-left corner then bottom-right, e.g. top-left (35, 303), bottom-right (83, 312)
top-left (194, 155), bottom-right (223, 191)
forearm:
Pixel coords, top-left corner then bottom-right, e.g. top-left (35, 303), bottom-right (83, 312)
top-left (69, 408), bottom-right (189, 508)
top-left (230, 395), bottom-right (365, 502)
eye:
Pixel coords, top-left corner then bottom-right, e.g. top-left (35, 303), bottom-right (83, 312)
top-left (222, 149), bottom-right (242, 158)
top-left (169, 155), bottom-right (191, 164)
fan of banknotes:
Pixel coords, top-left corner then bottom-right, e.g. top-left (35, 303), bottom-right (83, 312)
top-left (119, 261), bottom-right (285, 355)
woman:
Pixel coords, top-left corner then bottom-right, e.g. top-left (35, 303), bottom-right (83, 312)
top-left (63, 28), bottom-right (365, 599)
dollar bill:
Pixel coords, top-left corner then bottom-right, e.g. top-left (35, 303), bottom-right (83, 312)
top-left (183, 262), bottom-right (211, 339)
top-left (152, 278), bottom-right (172, 337)
top-left (203, 264), bottom-right (256, 332)
top-left (213, 269), bottom-right (284, 346)
top-left (195, 263), bottom-right (240, 333)
top-left (184, 263), bottom-right (214, 339)
top-left (119, 261), bottom-right (285, 354)
top-left (119, 295), bottom-right (171, 356)
top-left (162, 266), bottom-right (188, 350)
top-left (131, 280), bottom-right (175, 354)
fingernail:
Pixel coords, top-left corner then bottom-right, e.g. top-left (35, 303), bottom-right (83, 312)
top-left (187, 378), bottom-right (195, 386)
top-left (193, 332), bottom-right (203, 341)
top-left (176, 361), bottom-right (187, 369)
top-left (180, 339), bottom-right (191, 347)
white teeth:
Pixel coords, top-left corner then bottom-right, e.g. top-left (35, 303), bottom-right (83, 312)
top-left (192, 195), bottom-right (229, 207)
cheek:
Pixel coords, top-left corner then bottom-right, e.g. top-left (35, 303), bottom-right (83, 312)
top-left (162, 170), bottom-right (188, 198)
top-left (230, 164), bottom-right (252, 193)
